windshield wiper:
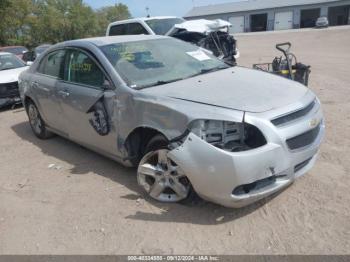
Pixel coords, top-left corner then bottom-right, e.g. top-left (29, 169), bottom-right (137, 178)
top-left (189, 65), bottom-right (229, 78)
top-left (0, 67), bottom-right (16, 71)
top-left (135, 78), bottom-right (184, 90)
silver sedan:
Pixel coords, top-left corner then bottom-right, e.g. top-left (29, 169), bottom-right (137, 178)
top-left (18, 35), bottom-right (325, 208)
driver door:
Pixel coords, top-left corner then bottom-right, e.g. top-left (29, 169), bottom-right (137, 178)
top-left (56, 48), bottom-right (118, 156)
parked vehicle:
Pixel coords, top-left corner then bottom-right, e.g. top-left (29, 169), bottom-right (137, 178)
top-left (253, 42), bottom-right (311, 86)
top-left (19, 36), bottom-right (324, 208)
top-left (0, 46), bottom-right (28, 60)
top-left (106, 16), bottom-right (239, 65)
top-left (22, 44), bottom-right (52, 63)
top-left (315, 17), bottom-right (329, 28)
top-left (0, 52), bottom-right (28, 108)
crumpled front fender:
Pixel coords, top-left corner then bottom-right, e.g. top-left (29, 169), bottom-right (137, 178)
top-left (168, 133), bottom-right (295, 207)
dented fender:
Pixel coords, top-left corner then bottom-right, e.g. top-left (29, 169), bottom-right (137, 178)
top-left (168, 133), bottom-right (294, 207)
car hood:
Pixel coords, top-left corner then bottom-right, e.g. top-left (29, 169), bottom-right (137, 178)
top-left (0, 66), bottom-right (28, 84)
top-left (167, 19), bottom-right (232, 35)
top-left (140, 67), bottom-right (309, 113)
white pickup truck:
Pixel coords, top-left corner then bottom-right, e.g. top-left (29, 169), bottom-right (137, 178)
top-left (106, 16), bottom-right (239, 65)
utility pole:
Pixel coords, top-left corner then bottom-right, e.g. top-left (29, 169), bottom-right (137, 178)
top-left (146, 6), bottom-right (150, 18)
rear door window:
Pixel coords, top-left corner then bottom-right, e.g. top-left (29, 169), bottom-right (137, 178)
top-left (38, 50), bottom-right (66, 78)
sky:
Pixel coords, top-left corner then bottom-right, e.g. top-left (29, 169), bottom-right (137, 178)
top-left (84, 0), bottom-right (243, 17)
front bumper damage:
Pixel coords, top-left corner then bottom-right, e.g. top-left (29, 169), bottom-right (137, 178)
top-left (168, 100), bottom-right (325, 208)
top-left (0, 97), bottom-right (21, 108)
top-left (0, 81), bottom-right (22, 108)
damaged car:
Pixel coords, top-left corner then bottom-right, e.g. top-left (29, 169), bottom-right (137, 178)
top-left (19, 35), bottom-right (324, 208)
top-left (0, 52), bottom-right (29, 108)
top-left (106, 16), bottom-right (238, 65)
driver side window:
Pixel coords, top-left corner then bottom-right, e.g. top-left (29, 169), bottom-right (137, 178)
top-left (65, 50), bottom-right (105, 89)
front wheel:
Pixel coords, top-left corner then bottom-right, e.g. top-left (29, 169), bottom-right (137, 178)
top-left (137, 135), bottom-right (193, 203)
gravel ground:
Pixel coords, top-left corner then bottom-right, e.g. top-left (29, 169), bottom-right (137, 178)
top-left (0, 26), bottom-right (349, 255)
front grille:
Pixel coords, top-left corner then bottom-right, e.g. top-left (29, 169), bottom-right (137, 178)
top-left (286, 123), bottom-right (321, 150)
top-left (232, 176), bottom-right (277, 195)
top-left (294, 158), bottom-right (312, 173)
top-left (0, 81), bottom-right (19, 99)
top-left (271, 100), bottom-right (316, 126)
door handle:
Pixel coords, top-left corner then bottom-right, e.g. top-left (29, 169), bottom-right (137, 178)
top-left (32, 82), bottom-right (49, 92)
top-left (58, 90), bottom-right (70, 98)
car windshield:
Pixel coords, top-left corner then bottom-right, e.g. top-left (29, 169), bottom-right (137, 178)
top-left (145, 18), bottom-right (185, 35)
top-left (100, 38), bottom-right (230, 89)
top-left (0, 54), bottom-right (25, 71)
top-left (2, 47), bottom-right (27, 55)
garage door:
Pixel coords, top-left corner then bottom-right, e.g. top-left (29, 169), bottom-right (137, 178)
top-left (274, 11), bottom-right (293, 30)
top-left (229, 16), bottom-right (245, 33)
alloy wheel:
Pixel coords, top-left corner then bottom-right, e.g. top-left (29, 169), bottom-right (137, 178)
top-left (28, 104), bottom-right (42, 135)
top-left (137, 149), bottom-right (190, 202)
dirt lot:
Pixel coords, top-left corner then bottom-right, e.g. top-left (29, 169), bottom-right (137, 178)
top-left (0, 26), bottom-right (349, 255)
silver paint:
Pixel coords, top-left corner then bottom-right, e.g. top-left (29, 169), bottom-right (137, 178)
top-left (19, 35), bottom-right (325, 207)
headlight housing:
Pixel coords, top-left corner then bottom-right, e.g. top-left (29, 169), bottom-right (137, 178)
top-left (189, 120), bottom-right (266, 152)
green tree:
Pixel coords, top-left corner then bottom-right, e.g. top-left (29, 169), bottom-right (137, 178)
top-left (0, 0), bottom-right (131, 47)
top-left (0, 0), bottom-right (35, 46)
top-left (95, 3), bottom-right (131, 36)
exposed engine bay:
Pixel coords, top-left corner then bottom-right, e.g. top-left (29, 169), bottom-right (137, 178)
top-left (167, 19), bottom-right (238, 65)
top-left (190, 120), bottom-right (266, 152)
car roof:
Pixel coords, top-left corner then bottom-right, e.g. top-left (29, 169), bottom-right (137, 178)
top-left (0, 46), bottom-right (27, 49)
top-left (108, 16), bottom-right (181, 25)
top-left (0, 52), bottom-right (14, 56)
top-left (36, 44), bottom-right (52, 48)
top-left (59, 35), bottom-right (168, 47)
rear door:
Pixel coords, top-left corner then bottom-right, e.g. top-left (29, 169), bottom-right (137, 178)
top-left (31, 49), bottom-right (66, 131)
top-left (57, 48), bottom-right (118, 155)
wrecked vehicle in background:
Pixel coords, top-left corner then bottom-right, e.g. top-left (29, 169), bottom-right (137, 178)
top-left (0, 52), bottom-right (29, 108)
top-left (0, 46), bottom-right (28, 60)
top-left (19, 35), bottom-right (324, 208)
top-left (22, 44), bottom-right (52, 63)
top-left (106, 16), bottom-right (239, 65)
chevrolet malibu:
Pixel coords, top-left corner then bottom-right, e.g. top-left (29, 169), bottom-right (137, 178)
top-left (18, 35), bottom-right (325, 208)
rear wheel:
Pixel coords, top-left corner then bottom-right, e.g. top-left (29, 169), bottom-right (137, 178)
top-left (26, 101), bottom-right (53, 139)
top-left (137, 135), bottom-right (193, 203)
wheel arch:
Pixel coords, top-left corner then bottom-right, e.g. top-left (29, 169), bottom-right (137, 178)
top-left (124, 126), bottom-right (169, 166)
top-left (23, 95), bottom-right (35, 111)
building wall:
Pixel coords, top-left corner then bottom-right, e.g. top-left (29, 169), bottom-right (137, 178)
top-left (185, 0), bottom-right (350, 32)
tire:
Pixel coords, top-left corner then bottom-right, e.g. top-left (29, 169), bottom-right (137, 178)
top-left (137, 134), bottom-right (198, 205)
top-left (26, 100), bottom-right (54, 139)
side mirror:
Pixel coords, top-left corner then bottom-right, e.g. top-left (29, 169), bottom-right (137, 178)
top-left (102, 78), bottom-right (113, 90)
top-left (26, 61), bottom-right (34, 66)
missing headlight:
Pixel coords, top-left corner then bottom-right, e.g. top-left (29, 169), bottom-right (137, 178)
top-left (190, 120), bottom-right (266, 152)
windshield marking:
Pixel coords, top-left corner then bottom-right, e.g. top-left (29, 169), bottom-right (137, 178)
top-left (186, 50), bottom-right (212, 61)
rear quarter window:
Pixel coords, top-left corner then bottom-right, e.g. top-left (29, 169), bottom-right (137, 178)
top-left (127, 23), bottom-right (149, 35)
top-left (109, 23), bottom-right (149, 36)
top-left (109, 24), bottom-right (127, 36)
